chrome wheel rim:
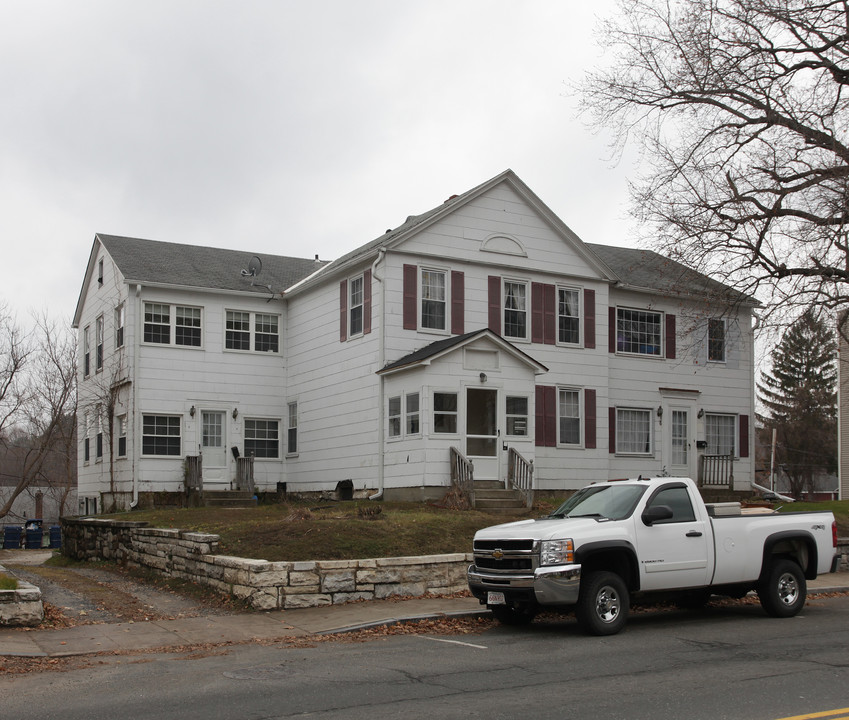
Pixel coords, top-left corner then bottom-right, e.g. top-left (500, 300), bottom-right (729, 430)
top-left (777, 572), bottom-right (799, 606)
top-left (596, 585), bottom-right (621, 623)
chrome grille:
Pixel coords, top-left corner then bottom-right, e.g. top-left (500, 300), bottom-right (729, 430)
top-left (473, 538), bottom-right (538, 573)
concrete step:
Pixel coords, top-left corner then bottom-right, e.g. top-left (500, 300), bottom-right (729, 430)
top-left (203, 491), bottom-right (257, 508)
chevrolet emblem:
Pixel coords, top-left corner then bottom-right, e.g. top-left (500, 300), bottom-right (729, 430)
top-left (492, 549), bottom-right (504, 560)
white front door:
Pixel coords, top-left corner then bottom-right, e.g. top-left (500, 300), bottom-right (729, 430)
top-left (663, 403), bottom-right (696, 479)
top-left (201, 411), bottom-right (227, 484)
top-left (466, 388), bottom-right (499, 481)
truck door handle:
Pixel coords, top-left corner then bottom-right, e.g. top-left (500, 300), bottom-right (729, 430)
top-left (686, 531), bottom-right (703, 538)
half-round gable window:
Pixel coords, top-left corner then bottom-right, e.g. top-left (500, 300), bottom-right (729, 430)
top-left (480, 234), bottom-right (527, 257)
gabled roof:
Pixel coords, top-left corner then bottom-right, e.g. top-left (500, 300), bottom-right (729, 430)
top-left (587, 243), bottom-right (756, 305)
top-left (290, 169), bottom-right (618, 293)
top-left (377, 329), bottom-right (549, 376)
top-left (74, 234), bottom-right (329, 326)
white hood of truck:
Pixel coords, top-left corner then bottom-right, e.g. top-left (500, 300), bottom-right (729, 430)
top-left (474, 516), bottom-right (606, 542)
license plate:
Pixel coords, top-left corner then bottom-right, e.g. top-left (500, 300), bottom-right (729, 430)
top-left (487, 591), bottom-right (506, 605)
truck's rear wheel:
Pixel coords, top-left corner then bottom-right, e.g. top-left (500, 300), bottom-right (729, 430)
top-left (757, 558), bottom-right (806, 618)
top-left (576, 571), bottom-right (629, 636)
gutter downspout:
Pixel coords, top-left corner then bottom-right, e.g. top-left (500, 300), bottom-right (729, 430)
top-left (369, 248), bottom-right (387, 501)
top-left (130, 283), bottom-right (142, 509)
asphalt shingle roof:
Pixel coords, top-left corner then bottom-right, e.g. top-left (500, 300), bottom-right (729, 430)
top-left (97, 234), bottom-right (328, 294)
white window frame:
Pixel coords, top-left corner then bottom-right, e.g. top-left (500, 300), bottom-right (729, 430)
top-left (388, 395), bottom-right (402, 438)
top-left (505, 395), bottom-right (529, 438)
top-left (503, 278), bottom-right (529, 341)
top-left (83, 411), bottom-right (90, 464)
top-left (420, 267), bottom-right (448, 333)
top-left (141, 414), bottom-right (183, 457)
top-left (615, 407), bottom-right (653, 456)
top-left (406, 392), bottom-right (420, 436)
top-left (143, 302), bottom-right (203, 348)
top-left (115, 303), bottom-right (125, 349)
top-left (83, 325), bottom-right (91, 378)
top-left (704, 412), bottom-right (736, 457)
top-left (708, 318), bottom-right (727, 363)
top-left (433, 391), bottom-right (459, 435)
top-left (349, 274), bottom-right (364, 338)
top-left (95, 404), bottom-right (103, 461)
top-left (117, 414), bottom-right (127, 458)
top-left (287, 401), bottom-right (298, 456)
top-left (558, 387), bottom-right (583, 447)
top-left (95, 315), bottom-right (104, 372)
top-left (244, 418), bottom-right (281, 459)
top-left (225, 310), bottom-right (280, 353)
top-left (557, 286), bottom-right (582, 346)
top-left (388, 393), bottom-right (421, 439)
top-left (616, 307), bottom-right (663, 357)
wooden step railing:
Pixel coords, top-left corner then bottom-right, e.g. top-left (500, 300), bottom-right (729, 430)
top-left (450, 447), bottom-right (475, 507)
top-left (507, 447), bottom-right (534, 508)
top-left (699, 453), bottom-right (734, 489)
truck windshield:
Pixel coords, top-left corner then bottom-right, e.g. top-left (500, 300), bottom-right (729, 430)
top-left (550, 484), bottom-right (647, 521)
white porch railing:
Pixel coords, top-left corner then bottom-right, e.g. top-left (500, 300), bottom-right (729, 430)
top-left (507, 447), bottom-right (534, 508)
top-left (699, 453), bottom-right (734, 490)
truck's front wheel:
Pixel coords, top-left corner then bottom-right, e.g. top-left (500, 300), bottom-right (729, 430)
top-left (576, 571), bottom-right (629, 636)
top-left (757, 558), bottom-right (806, 618)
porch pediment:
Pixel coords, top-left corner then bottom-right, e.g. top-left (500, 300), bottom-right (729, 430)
top-left (377, 329), bottom-right (548, 377)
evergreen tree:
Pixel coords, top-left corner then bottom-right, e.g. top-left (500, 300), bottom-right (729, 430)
top-left (758, 311), bottom-right (837, 498)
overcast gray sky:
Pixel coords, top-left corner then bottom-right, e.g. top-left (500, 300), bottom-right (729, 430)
top-left (0, 0), bottom-right (637, 326)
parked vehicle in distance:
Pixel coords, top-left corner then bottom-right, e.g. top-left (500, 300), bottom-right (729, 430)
top-left (468, 477), bottom-right (839, 635)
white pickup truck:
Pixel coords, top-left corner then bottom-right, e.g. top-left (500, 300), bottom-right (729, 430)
top-left (468, 477), bottom-right (839, 635)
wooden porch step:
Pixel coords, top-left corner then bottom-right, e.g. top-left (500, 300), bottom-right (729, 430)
top-left (472, 483), bottom-right (527, 514)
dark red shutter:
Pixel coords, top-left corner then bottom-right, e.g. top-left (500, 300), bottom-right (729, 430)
top-left (543, 284), bottom-right (556, 345)
top-left (609, 306), bottom-right (616, 353)
top-left (739, 414), bottom-right (750, 458)
top-left (609, 406), bottom-right (616, 453)
top-left (403, 264), bottom-right (417, 330)
top-left (584, 389), bottom-right (597, 449)
top-left (363, 269), bottom-right (372, 335)
top-left (665, 313), bottom-right (676, 359)
top-left (535, 386), bottom-right (556, 447)
top-left (488, 276), bottom-right (501, 334)
top-left (451, 271), bottom-right (464, 335)
top-left (339, 280), bottom-right (347, 342)
top-left (531, 283), bottom-right (544, 343)
top-left (584, 289), bottom-right (596, 349)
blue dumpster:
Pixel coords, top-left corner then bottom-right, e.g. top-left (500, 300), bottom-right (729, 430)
top-left (3, 526), bottom-right (23, 549)
top-left (25, 527), bottom-right (43, 549)
top-left (48, 526), bottom-right (62, 549)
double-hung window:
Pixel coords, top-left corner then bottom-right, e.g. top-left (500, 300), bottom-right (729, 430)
top-left (708, 318), bottom-right (726, 362)
top-left (421, 269), bottom-right (447, 331)
top-left (83, 326), bottom-right (91, 377)
top-left (705, 413), bottom-right (735, 456)
top-left (433, 392), bottom-right (458, 434)
top-left (287, 402), bottom-right (298, 455)
top-left (349, 275), bottom-right (364, 337)
top-left (115, 304), bottom-right (125, 348)
top-left (558, 287), bottom-right (580, 345)
top-left (388, 393), bottom-right (420, 438)
top-left (245, 419), bottom-right (280, 459)
top-left (144, 303), bottom-right (202, 347)
top-left (225, 311), bottom-right (280, 353)
top-left (95, 315), bottom-right (104, 371)
top-left (142, 415), bottom-right (182, 456)
top-left (616, 308), bottom-right (662, 356)
top-left (503, 280), bottom-right (528, 339)
top-left (83, 411), bottom-right (90, 462)
top-left (117, 415), bottom-right (127, 458)
top-left (558, 389), bottom-right (582, 445)
top-left (95, 404), bottom-right (103, 460)
top-left (615, 408), bottom-right (652, 455)
top-left (506, 396), bottom-right (528, 437)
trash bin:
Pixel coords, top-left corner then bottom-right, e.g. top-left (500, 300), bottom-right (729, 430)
top-left (48, 525), bottom-right (62, 549)
top-left (3, 525), bottom-right (23, 549)
top-left (25, 527), bottom-right (43, 549)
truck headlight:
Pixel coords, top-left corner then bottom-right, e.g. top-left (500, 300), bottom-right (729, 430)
top-left (540, 539), bottom-right (574, 566)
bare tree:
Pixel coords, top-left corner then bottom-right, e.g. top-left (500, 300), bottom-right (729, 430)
top-left (580, 0), bottom-right (849, 331)
top-left (0, 312), bottom-right (77, 520)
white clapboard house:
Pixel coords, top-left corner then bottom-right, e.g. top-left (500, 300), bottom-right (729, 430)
top-left (73, 170), bottom-right (756, 513)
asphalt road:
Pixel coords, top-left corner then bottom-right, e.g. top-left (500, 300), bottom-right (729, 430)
top-left (3, 596), bottom-right (849, 720)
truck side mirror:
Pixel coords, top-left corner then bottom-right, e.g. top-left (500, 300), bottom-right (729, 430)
top-left (642, 505), bottom-right (674, 526)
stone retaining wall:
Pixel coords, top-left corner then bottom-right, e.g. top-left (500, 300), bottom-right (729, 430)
top-left (0, 564), bottom-right (44, 626)
top-left (61, 518), bottom-right (473, 610)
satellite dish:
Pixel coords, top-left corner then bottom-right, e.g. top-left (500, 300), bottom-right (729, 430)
top-left (241, 256), bottom-right (262, 278)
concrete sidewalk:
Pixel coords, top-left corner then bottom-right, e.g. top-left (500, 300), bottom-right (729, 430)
top-left (1, 573), bottom-right (846, 659)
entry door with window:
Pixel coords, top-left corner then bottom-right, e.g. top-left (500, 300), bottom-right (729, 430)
top-left (201, 411), bottom-right (227, 483)
top-left (466, 388), bottom-right (499, 481)
top-left (663, 404), bottom-right (695, 478)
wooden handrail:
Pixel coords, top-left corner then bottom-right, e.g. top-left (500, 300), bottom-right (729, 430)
top-left (449, 446), bottom-right (475, 507)
top-left (507, 447), bottom-right (534, 508)
top-left (698, 453), bottom-right (734, 489)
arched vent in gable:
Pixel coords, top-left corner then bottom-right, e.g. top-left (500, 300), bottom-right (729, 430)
top-left (480, 234), bottom-right (527, 257)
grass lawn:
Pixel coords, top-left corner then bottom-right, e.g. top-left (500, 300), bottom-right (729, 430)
top-left (103, 500), bottom-right (560, 563)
